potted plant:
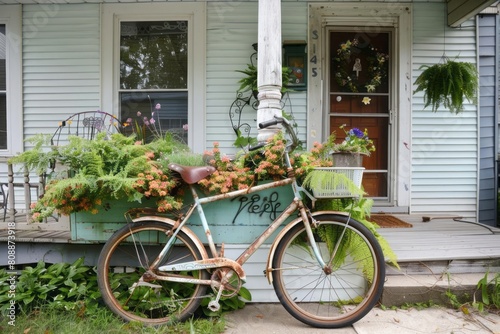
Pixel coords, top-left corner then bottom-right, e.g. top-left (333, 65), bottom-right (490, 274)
top-left (299, 125), bottom-right (374, 201)
top-left (328, 125), bottom-right (375, 167)
top-left (236, 64), bottom-right (294, 99)
top-left (413, 58), bottom-right (478, 114)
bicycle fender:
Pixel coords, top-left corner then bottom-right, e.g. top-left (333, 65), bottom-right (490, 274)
top-left (265, 211), bottom-right (349, 284)
top-left (132, 215), bottom-right (209, 261)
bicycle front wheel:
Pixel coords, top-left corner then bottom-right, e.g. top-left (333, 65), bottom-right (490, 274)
top-left (97, 220), bottom-right (209, 325)
top-left (272, 214), bottom-right (385, 328)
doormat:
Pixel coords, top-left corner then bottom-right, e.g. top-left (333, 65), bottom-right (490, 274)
top-left (368, 214), bottom-right (413, 228)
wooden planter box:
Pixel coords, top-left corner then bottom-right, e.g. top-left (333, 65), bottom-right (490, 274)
top-left (70, 182), bottom-right (295, 244)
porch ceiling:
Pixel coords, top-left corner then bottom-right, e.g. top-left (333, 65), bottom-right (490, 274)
top-left (0, 0), bottom-right (498, 26)
top-left (448, 0), bottom-right (499, 27)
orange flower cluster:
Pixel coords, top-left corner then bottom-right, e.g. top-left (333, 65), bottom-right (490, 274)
top-left (133, 156), bottom-right (182, 212)
top-left (199, 132), bottom-right (305, 194)
top-left (249, 134), bottom-right (288, 180)
top-left (31, 179), bottom-right (106, 222)
top-left (199, 142), bottom-right (254, 194)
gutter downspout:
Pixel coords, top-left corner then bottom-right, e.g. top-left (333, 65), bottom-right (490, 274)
top-left (479, 3), bottom-right (500, 225)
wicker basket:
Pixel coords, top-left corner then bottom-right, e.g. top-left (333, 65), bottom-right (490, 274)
top-left (310, 167), bottom-right (364, 198)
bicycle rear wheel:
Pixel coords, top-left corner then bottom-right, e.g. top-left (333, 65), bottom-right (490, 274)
top-left (97, 220), bottom-right (209, 325)
top-left (271, 214), bottom-right (385, 328)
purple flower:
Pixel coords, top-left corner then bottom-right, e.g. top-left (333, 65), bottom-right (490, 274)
top-left (149, 118), bottom-right (155, 124)
top-left (143, 116), bottom-right (149, 126)
top-left (350, 128), bottom-right (364, 138)
top-left (137, 111), bottom-right (142, 117)
top-left (155, 103), bottom-right (161, 110)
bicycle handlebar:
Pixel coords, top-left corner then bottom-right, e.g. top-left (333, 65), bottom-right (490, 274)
top-left (258, 116), bottom-right (299, 152)
top-left (258, 118), bottom-right (279, 129)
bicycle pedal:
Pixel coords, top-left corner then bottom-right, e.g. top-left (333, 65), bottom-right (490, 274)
top-left (208, 300), bottom-right (220, 312)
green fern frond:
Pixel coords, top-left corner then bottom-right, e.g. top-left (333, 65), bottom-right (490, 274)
top-left (8, 134), bottom-right (57, 175)
top-left (316, 224), bottom-right (349, 269)
top-left (97, 174), bottom-right (139, 200)
top-left (41, 174), bottom-right (97, 203)
top-left (414, 60), bottom-right (478, 114)
top-left (314, 196), bottom-right (400, 275)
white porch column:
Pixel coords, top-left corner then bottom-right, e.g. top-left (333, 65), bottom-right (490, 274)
top-left (256, 0), bottom-right (282, 142)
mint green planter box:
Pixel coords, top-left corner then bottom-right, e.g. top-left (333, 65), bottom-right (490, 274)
top-left (70, 183), bottom-right (295, 244)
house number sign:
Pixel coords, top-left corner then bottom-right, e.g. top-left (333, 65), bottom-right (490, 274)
top-left (310, 29), bottom-right (318, 78)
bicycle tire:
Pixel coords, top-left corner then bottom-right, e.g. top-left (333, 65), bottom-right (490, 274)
top-left (271, 214), bottom-right (385, 328)
top-left (97, 220), bottom-right (209, 325)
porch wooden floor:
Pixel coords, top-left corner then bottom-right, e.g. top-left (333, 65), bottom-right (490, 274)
top-left (1, 214), bottom-right (500, 264)
top-left (378, 214), bottom-right (500, 263)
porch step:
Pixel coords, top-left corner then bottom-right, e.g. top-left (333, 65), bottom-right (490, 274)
top-left (389, 259), bottom-right (500, 276)
top-left (382, 273), bottom-right (487, 307)
top-left (382, 259), bottom-right (500, 307)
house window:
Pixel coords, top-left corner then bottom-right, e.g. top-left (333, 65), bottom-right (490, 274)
top-left (0, 24), bottom-right (6, 150)
top-left (0, 6), bottom-right (22, 155)
top-left (102, 3), bottom-right (206, 153)
top-left (120, 21), bottom-right (188, 143)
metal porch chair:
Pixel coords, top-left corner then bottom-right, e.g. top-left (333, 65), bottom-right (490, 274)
top-left (51, 110), bottom-right (123, 146)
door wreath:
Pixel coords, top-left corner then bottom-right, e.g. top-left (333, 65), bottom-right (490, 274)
top-left (332, 38), bottom-right (389, 93)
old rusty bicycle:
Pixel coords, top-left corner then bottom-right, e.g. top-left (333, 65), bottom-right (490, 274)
top-left (96, 116), bottom-right (385, 328)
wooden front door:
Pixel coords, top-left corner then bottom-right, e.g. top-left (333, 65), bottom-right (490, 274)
top-left (329, 31), bottom-right (390, 198)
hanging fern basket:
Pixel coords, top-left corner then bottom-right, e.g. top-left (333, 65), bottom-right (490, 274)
top-left (413, 59), bottom-right (478, 114)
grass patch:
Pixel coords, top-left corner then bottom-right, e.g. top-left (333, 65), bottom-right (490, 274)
top-left (0, 306), bottom-right (226, 334)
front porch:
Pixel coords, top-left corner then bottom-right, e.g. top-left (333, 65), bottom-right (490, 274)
top-left (1, 213), bottom-right (499, 305)
top-left (1, 213), bottom-right (499, 267)
top-left (379, 215), bottom-right (500, 305)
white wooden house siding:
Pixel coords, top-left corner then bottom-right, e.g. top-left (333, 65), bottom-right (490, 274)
top-left (1, 4), bottom-right (101, 205)
top-left (0, 1), bottom-right (483, 220)
top-left (478, 13), bottom-right (498, 226)
top-left (411, 2), bottom-right (479, 218)
top-left (0, 0), bottom-right (491, 303)
top-left (23, 4), bottom-right (101, 143)
top-left (205, 1), bottom-right (307, 154)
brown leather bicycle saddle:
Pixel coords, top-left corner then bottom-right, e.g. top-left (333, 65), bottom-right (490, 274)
top-left (168, 163), bottom-right (216, 184)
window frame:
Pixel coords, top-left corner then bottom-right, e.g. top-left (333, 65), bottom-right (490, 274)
top-left (101, 3), bottom-right (206, 153)
top-left (0, 5), bottom-right (22, 156)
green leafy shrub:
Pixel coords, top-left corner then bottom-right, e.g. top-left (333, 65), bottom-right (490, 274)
top-left (0, 257), bottom-right (252, 320)
top-left (0, 258), bottom-right (100, 315)
top-left (474, 272), bottom-right (500, 312)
